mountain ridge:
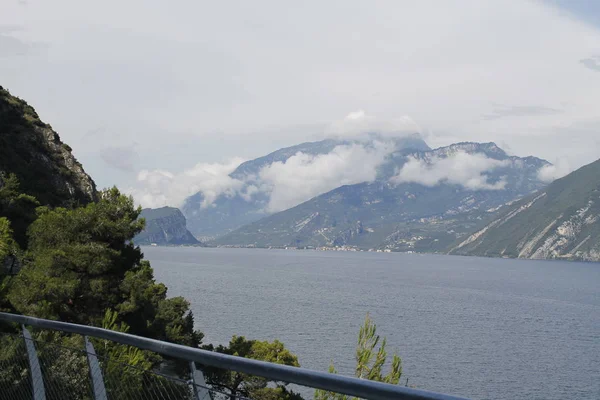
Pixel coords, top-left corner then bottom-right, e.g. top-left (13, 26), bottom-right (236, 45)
top-left (211, 141), bottom-right (550, 251)
top-left (449, 158), bottom-right (600, 261)
top-left (182, 133), bottom-right (432, 239)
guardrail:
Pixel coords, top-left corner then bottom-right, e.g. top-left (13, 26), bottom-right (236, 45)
top-left (0, 312), bottom-right (469, 400)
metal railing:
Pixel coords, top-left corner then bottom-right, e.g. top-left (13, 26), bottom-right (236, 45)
top-left (0, 312), bottom-right (469, 400)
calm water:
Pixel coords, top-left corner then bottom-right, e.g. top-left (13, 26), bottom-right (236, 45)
top-left (143, 247), bottom-right (600, 400)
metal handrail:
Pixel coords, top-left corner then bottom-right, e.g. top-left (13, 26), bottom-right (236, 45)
top-left (0, 312), bottom-right (469, 400)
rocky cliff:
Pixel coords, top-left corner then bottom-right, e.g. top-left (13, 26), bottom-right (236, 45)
top-left (450, 159), bottom-right (600, 262)
top-left (0, 86), bottom-right (96, 206)
top-left (135, 207), bottom-right (199, 245)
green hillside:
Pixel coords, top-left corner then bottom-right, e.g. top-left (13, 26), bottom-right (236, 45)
top-left (450, 159), bottom-right (600, 261)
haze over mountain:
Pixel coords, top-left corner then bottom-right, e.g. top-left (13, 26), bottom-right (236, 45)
top-left (182, 131), bottom-right (432, 239)
top-left (210, 141), bottom-right (550, 251)
top-left (450, 159), bottom-right (600, 262)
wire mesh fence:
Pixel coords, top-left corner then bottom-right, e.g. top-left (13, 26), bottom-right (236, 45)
top-left (1, 314), bottom-right (466, 400)
top-left (0, 330), bottom-right (241, 400)
top-left (0, 333), bottom-right (32, 400)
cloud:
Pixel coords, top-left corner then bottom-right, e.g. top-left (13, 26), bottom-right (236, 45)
top-left (537, 158), bottom-right (571, 182)
top-left (258, 142), bottom-right (393, 212)
top-left (580, 56), bottom-right (600, 72)
top-left (127, 158), bottom-right (245, 208)
top-left (128, 141), bottom-right (395, 212)
top-left (6, 0), bottom-right (599, 191)
top-left (483, 105), bottom-right (562, 120)
top-left (325, 111), bottom-right (421, 141)
top-left (99, 145), bottom-right (138, 171)
top-left (391, 152), bottom-right (508, 190)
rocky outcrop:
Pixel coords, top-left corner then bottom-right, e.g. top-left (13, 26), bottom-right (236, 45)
top-left (135, 207), bottom-right (200, 245)
top-left (0, 86), bottom-right (96, 206)
top-left (333, 221), bottom-right (365, 246)
top-left (450, 159), bottom-right (600, 262)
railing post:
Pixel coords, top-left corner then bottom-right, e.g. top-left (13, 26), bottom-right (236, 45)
top-left (190, 361), bottom-right (211, 400)
top-left (22, 325), bottom-right (46, 400)
top-left (84, 336), bottom-right (108, 400)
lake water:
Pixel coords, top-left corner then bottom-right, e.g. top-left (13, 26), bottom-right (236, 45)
top-left (143, 247), bottom-right (600, 400)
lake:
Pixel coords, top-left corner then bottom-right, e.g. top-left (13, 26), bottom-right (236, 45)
top-left (143, 247), bottom-right (600, 400)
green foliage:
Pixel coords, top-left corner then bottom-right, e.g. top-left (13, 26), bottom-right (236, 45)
top-left (355, 314), bottom-right (401, 383)
top-left (0, 175), bottom-right (34, 312)
top-left (0, 217), bottom-right (13, 261)
top-left (0, 217), bottom-right (16, 312)
top-left (0, 172), bottom-right (39, 248)
top-left (95, 309), bottom-right (156, 390)
top-left (7, 187), bottom-right (201, 347)
top-left (314, 314), bottom-right (402, 400)
top-left (0, 334), bottom-right (31, 398)
top-left (202, 336), bottom-right (303, 400)
top-left (0, 87), bottom-right (205, 397)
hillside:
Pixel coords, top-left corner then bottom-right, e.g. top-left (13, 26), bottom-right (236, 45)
top-left (1, 86), bottom-right (98, 259)
top-left (182, 133), bottom-right (431, 239)
top-left (0, 86), bottom-right (96, 207)
top-left (135, 207), bottom-right (199, 245)
top-left (449, 159), bottom-right (600, 261)
top-left (213, 143), bottom-right (549, 250)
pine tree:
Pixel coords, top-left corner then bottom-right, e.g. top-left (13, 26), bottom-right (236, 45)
top-left (314, 314), bottom-right (402, 400)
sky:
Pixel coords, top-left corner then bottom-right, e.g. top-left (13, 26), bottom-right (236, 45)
top-left (1, 0), bottom-right (599, 208)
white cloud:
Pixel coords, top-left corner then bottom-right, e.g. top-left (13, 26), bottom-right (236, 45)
top-left (128, 140), bottom-right (397, 212)
top-left (325, 110), bottom-right (420, 140)
top-left (258, 142), bottom-right (393, 212)
top-left (391, 152), bottom-right (508, 190)
top-left (127, 158), bottom-right (245, 208)
top-left (537, 158), bottom-right (571, 183)
top-left (2, 0), bottom-right (600, 191)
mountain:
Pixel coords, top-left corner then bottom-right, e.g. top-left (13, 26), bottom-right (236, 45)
top-left (182, 134), bottom-right (431, 239)
top-left (449, 159), bottom-right (600, 262)
top-left (0, 86), bottom-right (96, 207)
top-left (212, 142), bottom-right (550, 251)
top-left (135, 207), bottom-right (200, 245)
top-left (1, 86), bottom-right (98, 274)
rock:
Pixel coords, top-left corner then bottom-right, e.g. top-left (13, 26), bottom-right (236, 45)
top-left (135, 207), bottom-right (200, 245)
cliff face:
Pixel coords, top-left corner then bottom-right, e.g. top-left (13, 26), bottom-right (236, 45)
top-left (450, 159), bottom-right (600, 262)
top-left (135, 207), bottom-right (199, 245)
top-left (0, 86), bottom-right (96, 207)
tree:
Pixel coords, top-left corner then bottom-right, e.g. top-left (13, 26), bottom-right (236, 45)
top-left (0, 217), bottom-right (17, 312)
top-left (0, 172), bottom-right (38, 249)
top-left (8, 187), bottom-right (202, 347)
top-left (314, 314), bottom-right (402, 400)
top-left (202, 336), bottom-right (304, 400)
top-left (0, 173), bottom-right (37, 317)
top-left (0, 217), bottom-right (13, 263)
